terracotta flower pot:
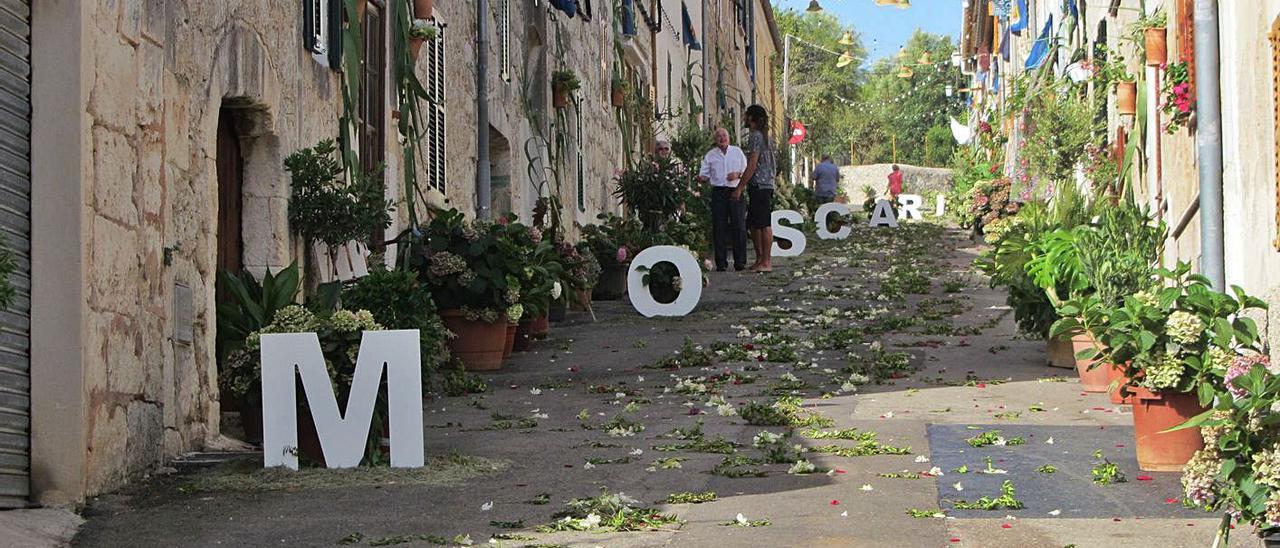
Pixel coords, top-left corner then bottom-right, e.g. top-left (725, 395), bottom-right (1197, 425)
top-left (611, 84), bottom-right (625, 107)
top-left (530, 313), bottom-right (550, 340)
top-left (514, 320), bottom-right (537, 351)
top-left (1116, 81), bottom-right (1137, 115)
top-left (410, 37), bottom-right (425, 61)
top-left (503, 322), bottom-right (517, 358)
top-left (1145, 27), bottom-right (1167, 66)
top-left (439, 309), bottom-right (506, 371)
top-left (413, 0), bottom-right (434, 18)
top-left (356, 0), bottom-right (368, 20)
top-left (553, 87), bottom-right (569, 109)
top-left (1045, 336), bottom-right (1076, 369)
top-left (1130, 387), bottom-right (1206, 471)
top-left (549, 300), bottom-right (568, 323)
top-left (571, 288), bottom-right (593, 311)
top-left (1072, 333), bottom-right (1109, 392)
top-left (593, 263), bottom-right (629, 300)
top-left (1107, 362), bottom-right (1134, 405)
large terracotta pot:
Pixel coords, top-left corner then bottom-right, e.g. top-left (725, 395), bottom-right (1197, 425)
top-left (413, 0), bottom-right (434, 18)
top-left (571, 288), bottom-right (593, 311)
top-left (530, 313), bottom-right (550, 340)
top-left (1144, 27), bottom-right (1167, 66)
top-left (1107, 362), bottom-right (1134, 405)
top-left (514, 320), bottom-right (537, 351)
top-left (439, 309), bottom-right (506, 371)
top-left (1072, 333), bottom-right (1109, 392)
top-left (1045, 336), bottom-right (1075, 369)
top-left (593, 263), bottom-right (629, 300)
top-left (1116, 81), bottom-right (1137, 115)
top-left (1131, 388), bottom-right (1207, 471)
top-left (503, 322), bottom-right (517, 358)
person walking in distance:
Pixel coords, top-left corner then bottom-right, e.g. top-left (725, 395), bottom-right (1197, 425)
top-left (697, 128), bottom-right (748, 271)
top-left (736, 104), bottom-right (777, 273)
top-left (811, 155), bottom-right (841, 204)
top-left (886, 164), bottom-right (904, 203)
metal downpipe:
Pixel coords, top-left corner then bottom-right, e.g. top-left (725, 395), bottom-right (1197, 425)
top-left (1194, 0), bottom-right (1224, 289)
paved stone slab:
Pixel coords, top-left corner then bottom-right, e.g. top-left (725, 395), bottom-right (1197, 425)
top-left (928, 423), bottom-right (1204, 519)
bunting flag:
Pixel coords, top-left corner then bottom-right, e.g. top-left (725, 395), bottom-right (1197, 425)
top-left (873, 0), bottom-right (911, 8)
top-left (681, 3), bottom-right (701, 51)
top-left (789, 121), bottom-right (807, 145)
top-left (1024, 15), bottom-right (1053, 70)
top-left (999, 23), bottom-right (1011, 61)
top-left (1010, 0), bottom-right (1029, 34)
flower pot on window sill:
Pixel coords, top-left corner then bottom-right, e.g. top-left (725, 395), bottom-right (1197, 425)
top-left (413, 0), bottom-right (434, 19)
top-left (1129, 387), bottom-right (1206, 471)
top-left (410, 37), bottom-right (426, 61)
top-left (1144, 27), bottom-right (1168, 66)
top-left (1116, 81), bottom-right (1138, 115)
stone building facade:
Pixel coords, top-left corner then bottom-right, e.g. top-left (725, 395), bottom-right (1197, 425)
top-left (15, 0), bottom-right (781, 507)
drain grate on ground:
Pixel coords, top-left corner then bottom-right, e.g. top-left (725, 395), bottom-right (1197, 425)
top-left (926, 424), bottom-right (1208, 519)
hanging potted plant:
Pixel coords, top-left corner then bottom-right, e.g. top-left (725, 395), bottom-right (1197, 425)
top-left (408, 18), bottom-right (437, 61)
top-left (1131, 9), bottom-right (1168, 67)
top-left (1160, 61), bottom-right (1194, 134)
top-left (551, 69), bottom-right (581, 109)
top-left (1060, 263), bottom-right (1267, 472)
top-left (1116, 77), bottom-right (1138, 116)
top-left (611, 76), bottom-right (626, 108)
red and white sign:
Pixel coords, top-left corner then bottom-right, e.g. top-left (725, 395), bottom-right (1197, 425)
top-left (788, 120), bottom-right (807, 145)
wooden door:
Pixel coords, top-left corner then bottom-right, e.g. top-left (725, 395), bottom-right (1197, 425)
top-left (216, 110), bottom-right (243, 282)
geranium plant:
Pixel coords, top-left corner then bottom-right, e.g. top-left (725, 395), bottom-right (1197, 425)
top-left (1161, 61), bottom-right (1193, 134)
top-left (1052, 262), bottom-right (1267, 404)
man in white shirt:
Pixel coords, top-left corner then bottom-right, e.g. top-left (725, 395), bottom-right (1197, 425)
top-left (697, 128), bottom-right (748, 271)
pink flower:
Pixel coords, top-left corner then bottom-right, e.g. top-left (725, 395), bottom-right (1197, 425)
top-left (616, 247), bottom-right (628, 263)
top-left (1178, 102), bottom-right (1191, 113)
top-left (1225, 354), bottom-right (1271, 400)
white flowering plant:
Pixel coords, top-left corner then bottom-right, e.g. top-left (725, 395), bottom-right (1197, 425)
top-left (1053, 262), bottom-right (1266, 403)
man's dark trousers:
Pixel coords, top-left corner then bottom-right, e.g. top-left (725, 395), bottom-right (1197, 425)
top-left (711, 187), bottom-right (747, 270)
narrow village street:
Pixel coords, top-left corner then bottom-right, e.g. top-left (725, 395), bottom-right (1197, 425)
top-left (70, 224), bottom-right (1231, 547)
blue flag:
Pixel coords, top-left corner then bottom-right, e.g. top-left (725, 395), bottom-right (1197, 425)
top-left (1010, 0), bottom-right (1029, 34)
top-left (1025, 15), bottom-right (1053, 70)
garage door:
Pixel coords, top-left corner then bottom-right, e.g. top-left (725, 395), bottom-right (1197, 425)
top-left (0, 0), bottom-right (31, 509)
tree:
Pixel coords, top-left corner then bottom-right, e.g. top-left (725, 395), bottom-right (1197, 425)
top-left (775, 9), bottom-right (867, 164)
top-left (859, 30), bottom-right (965, 166)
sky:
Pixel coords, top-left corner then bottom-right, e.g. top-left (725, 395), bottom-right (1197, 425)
top-left (773, 0), bottom-right (963, 63)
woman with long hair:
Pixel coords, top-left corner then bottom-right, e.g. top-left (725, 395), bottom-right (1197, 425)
top-left (734, 104), bottom-right (777, 273)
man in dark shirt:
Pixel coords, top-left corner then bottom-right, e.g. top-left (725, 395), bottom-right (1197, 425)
top-left (811, 155), bottom-right (841, 204)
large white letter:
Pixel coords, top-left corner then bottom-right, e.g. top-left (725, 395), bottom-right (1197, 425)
top-left (771, 210), bottom-right (807, 257)
top-left (898, 194), bottom-right (924, 220)
top-left (261, 330), bottom-right (424, 470)
top-left (628, 246), bottom-right (702, 317)
top-left (868, 199), bottom-right (899, 228)
top-left (814, 202), bottom-right (852, 240)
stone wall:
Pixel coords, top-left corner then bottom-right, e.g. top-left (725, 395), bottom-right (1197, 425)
top-left (838, 164), bottom-right (954, 201)
top-left (77, 0), bottom-right (342, 496)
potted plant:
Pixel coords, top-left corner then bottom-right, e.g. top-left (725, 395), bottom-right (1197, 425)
top-left (340, 265), bottom-right (453, 390)
top-left (1160, 61), bottom-right (1194, 134)
top-left (227, 305), bottom-right (385, 464)
top-left (1176, 353), bottom-right (1280, 546)
top-left (1130, 9), bottom-right (1168, 67)
top-left (503, 304), bottom-right (520, 358)
top-left (404, 209), bottom-right (522, 371)
top-left (583, 214), bottom-right (643, 300)
top-left (285, 140), bottom-right (392, 281)
top-left (1056, 263), bottom-right (1267, 471)
top-left (408, 18), bottom-right (437, 61)
top-left (551, 69), bottom-right (580, 109)
top-left (495, 219), bottom-right (561, 344)
top-left (413, 0), bottom-right (434, 19)
top-left (611, 75), bottom-right (626, 108)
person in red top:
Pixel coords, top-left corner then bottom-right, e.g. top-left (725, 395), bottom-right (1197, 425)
top-left (886, 164), bottom-right (904, 201)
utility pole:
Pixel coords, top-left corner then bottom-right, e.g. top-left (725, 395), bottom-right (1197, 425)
top-left (783, 34), bottom-right (796, 185)
top-left (475, 0), bottom-right (491, 220)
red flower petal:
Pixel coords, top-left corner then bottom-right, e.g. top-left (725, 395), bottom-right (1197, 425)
top-left (834, 469), bottom-right (847, 474)
top-left (1112, 518), bottom-right (1122, 522)
top-left (1165, 498), bottom-right (1179, 504)
top-left (977, 383), bottom-right (987, 389)
top-left (1001, 524), bottom-right (1012, 529)
top-left (949, 538), bottom-right (961, 543)
top-left (830, 500), bottom-right (840, 505)
top-left (1136, 475), bottom-right (1153, 481)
